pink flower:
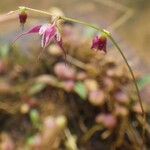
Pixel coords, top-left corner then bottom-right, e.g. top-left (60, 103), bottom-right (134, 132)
top-left (14, 23), bottom-right (66, 56)
top-left (91, 35), bottom-right (107, 53)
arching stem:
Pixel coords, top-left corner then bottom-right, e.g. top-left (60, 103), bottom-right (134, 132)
top-left (19, 6), bottom-right (145, 115)
top-left (61, 16), bottom-right (145, 121)
top-left (61, 19), bottom-right (146, 141)
top-left (107, 35), bottom-right (146, 141)
top-left (17, 6), bottom-right (146, 138)
top-left (108, 35), bottom-right (145, 116)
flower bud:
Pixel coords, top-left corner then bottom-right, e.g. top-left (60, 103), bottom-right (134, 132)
top-left (91, 34), bottom-right (107, 53)
top-left (19, 7), bottom-right (27, 28)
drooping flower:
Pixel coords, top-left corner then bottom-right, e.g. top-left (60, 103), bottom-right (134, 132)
top-left (18, 7), bottom-right (27, 29)
top-left (19, 12), bottom-right (27, 25)
top-left (91, 34), bottom-right (107, 53)
top-left (14, 23), bottom-right (66, 57)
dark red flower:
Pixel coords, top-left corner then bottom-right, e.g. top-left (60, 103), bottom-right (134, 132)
top-left (91, 35), bottom-right (107, 53)
top-left (19, 12), bottom-right (27, 25)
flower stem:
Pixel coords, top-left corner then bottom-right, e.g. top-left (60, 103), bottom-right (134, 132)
top-left (61, 15), bottom-right (145, 119)
top-left (20, 6), bottom-right (54, 16)
top-left (21, 6), bottom-right (145, 113)
top-left (61, 16), bottom-right (102, 31)
top-left (60, 18), bottom-right (146, 141)
top-left (18, 6), bottom-right (145, 137)
top-left (108, 35), bottom-right (145, 116)
top-left (108, 35), bottom-right (146, 142)
top-left (62, 17), bottom-right (145, 118)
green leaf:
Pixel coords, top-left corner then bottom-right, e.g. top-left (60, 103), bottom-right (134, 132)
top-left (27, 135), bottom-right (37, 146)
top-left (28, 83), bottom-right (47, 95)
top-left (74, 82), bottom-right (88, 100)
top-left (137, 75), bottom-right (150, 90)
top-left (30, 109), bottom-right (40, 128)
top-left (0, 44), bottom-right (10, 59)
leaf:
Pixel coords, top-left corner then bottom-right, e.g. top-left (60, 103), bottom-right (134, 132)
top-left (137, 75), bottom-right (150, 90)
top-left (74, 82), bottom-right (88, 100)
top-left (27, 136), bottom-right (35, 145)
top-left (0, 44), bottom-right (10, 59)
top-left (30, 109), bottom-right (40, 128)
top-left (28, 83), bottom-right (47, 95)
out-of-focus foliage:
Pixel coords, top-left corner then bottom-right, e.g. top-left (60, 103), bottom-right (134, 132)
top-left (137, 75), bottom-right (150, 90)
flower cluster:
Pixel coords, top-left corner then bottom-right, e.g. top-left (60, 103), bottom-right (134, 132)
top-left (15, 10), bottom-right (107, 59)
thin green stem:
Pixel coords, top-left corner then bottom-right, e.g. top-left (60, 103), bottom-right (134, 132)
top-left (20, 6), bottom-right (54, 16)
top-left (61, 15), bottom-right (145, 120)
top-left (61, 19), bottom-right (146, 142)
top-left (18, 6), bottom-right (145, 137)
top-left (108, 35), bottom-right (146, 143)
top-left (61, 16), bottom-right (102, 31)
top-left (19, 7), bottom-right (102, 31)
top-left (62, 17), bottom-right (145, 119)
top-left (108, 35), bottom-right (145, 116)
top-left (21, 5), bottom-right (145, 116)
top-left (21, 6), bottom-right (144, 112)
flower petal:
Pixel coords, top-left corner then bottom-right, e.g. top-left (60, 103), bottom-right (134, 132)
top-left (42, 25), bottom-right (57, 48)
top-left (98, 37), bottom-right (107, 53)
top-left (55, 29), bottom-right (61, 42)
top-left (39, 24), bottom-right (49, 35)
top-left (91, 36), bottom-right (99, 49)
top-left (13, 25), bottom-right (42, 43)
top-left (91, 35), bottom-right (107, 53)
top-left (41, 33), bottom-right (46, 48)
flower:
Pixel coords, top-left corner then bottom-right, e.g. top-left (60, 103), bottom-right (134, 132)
top-left (14, 23), bottom-right (66, 57)
top-left (18, 7), bottom-right (27, 29)
top-left (91, 34), bottom-right (107, 53)
top-left (19, 12), bottom-right (27, 25)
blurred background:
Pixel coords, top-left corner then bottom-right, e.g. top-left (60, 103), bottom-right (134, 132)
top-left (0, 0), bottom-right (150, 149)
top-left (0, 0), bottom-right (149, 72)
